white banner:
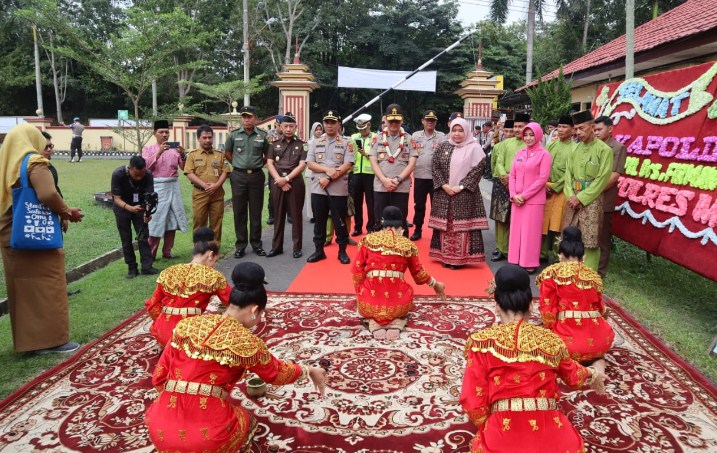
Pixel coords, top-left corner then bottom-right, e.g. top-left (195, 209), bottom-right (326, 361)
top-left (337, 66), bottom-right (437, 92)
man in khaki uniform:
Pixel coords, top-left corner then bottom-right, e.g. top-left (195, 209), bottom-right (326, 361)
top-left (184, 125), bottom-right (231, 248)
top-left (369, 104), bottom-right (418, 237)
top-left (595, 115), bottom-right (627, 277)
top-left (305, 110), bottom-right (355, 264)
top-left (410, 109), bottom-right (446, 240)
top-left (266, 113), bottom-right (307, 259)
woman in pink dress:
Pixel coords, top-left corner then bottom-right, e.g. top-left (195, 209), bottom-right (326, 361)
top-left (508, 122), bottom-right (552, 273)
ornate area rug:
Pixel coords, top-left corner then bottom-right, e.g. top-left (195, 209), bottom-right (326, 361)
top-left (1, 294), bottom-right (716, 452)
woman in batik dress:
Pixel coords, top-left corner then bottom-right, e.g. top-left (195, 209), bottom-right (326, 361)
top-left (536, 226), bottom-right (614, 367)
top-left (145, 262), bottom-right (326, 453)
top-left (352, 206), bottom-right (446, 340)
top-left (429, 117), bottom-right (488, 269)
top-left (144, 240), bottom-right (230, 347)
top-left (461, 264), bottom-right (606, 453)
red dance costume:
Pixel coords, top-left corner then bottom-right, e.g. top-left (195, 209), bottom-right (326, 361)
top-left (146, 314), bottom-right (305, 453)
top-left (145, 263), bottom-right (232, 346)
top-left (461, 320), bottom-right (594, 453)
top-left (351, 229), bottom-right (431, 325)
top-left (536, 261), bottom-right (615, 362)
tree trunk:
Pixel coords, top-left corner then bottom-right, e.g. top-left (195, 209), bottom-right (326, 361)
top-left (525, 0), bottom-right (535, 85)
top-left (33, 25), bottom-right (44, 117)
top-left (134, 99), bottom-right (141, 153)
top-left (582, 0), bottom-right (592, 51)
top-left (51, 49), bottom-right (63, 125)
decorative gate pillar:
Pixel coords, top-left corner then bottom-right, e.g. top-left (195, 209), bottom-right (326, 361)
top-left (270, 59), bottom-right (319, 141)
top-left (454, 58), bottom-right (505, 130)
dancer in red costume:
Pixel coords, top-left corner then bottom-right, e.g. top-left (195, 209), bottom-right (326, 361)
top-left (144, 240), bottom-right (230, 347)
top-left (352, 206), bottom-right (446, 340)
top-left (536, 226), bottom-right (614, 366)
top-left (461, 264), bottom-right (605, 453)
top-left (146, 262), bottom-right (326, 452)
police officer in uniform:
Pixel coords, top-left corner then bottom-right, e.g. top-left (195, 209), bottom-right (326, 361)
top-left (266, 113), bottom-right (307, 258)
top-left (410, 109), bottom-right (446, 240)
top-left (225, 105), bottom-right (269, 258)
top-left (350, 113), bottom-right (377, 235)
top-left (305, 110), bottom-right (355, 264)
top-left (369, 104), bottom-right (418, 237)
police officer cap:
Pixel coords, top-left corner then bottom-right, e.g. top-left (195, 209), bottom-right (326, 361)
top-left (571, 110), bottom-right (594, 124)
top-left (239, 105), bottom-right (257, 116)
top-left (423, 110), bottom-right (439, 120)
top-left (514, 112), bottom-right (531, 123)
top-left (281, 112), bottom-right (297, 123)
top-left (323, 110), bottom-right (341, 122)
top-left (448, 112), bottom-right (463, 121)
top-left (354, 113), bottom-right (372, 130)
top-left (385, 104), bottom-right (404, 121)
top-left (153, 119), bottom-right (170, 131)
top-left (231, 262), bottom-right (268, 288)
top-left (558, 115), bottom-right (574, 126)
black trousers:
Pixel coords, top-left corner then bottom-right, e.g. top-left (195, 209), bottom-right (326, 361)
top-left (311, 193), bottom-right (348, 249)
top-left (412, 178), bottom-right (433, 231)
top-left (374, 191), bottom-right (409, 237)
top-left (114, 208), bottom-right (153, 270)
top-left (70, 137), bottom-right (83, 160)
top-left (351, 173), bottom-right (375, 232)
top-left (230, 170), bottom-right (265, 251)
top-left (271, 178), bottom-right (305, 252)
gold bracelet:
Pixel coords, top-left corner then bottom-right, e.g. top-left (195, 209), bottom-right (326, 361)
top-left (428, 277), bottom-right (436, 288)
top-left (585, 366), bottom-right (597, 385)
top-left (300, 364), bottom-right (311, 381)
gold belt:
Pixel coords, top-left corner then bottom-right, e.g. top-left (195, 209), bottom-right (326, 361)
top-left (572, 180), bottom-right (592, 192)
top-left (366, 270), bottom-right (404, 279)
top-left (164, 379), bottom-right (227, 399)
top-left (558, 310), bottom-right (601, 320)
top-left (491, 397), bottom-right (557, 412)
top-left (161, 306), bottom-right (202, 316)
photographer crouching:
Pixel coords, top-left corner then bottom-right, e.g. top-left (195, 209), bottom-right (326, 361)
top-left (111, 155), bottom-right (160, 278)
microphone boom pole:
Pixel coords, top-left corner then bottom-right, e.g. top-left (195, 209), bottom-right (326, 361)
top-left (342, 32), bottom-right (475, 125)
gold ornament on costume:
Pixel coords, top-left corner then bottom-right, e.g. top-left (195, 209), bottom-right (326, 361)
top-left (535, 262), bottom-right (603, 293)
top-left (157, 264), bottom-right (228, 297)
top-left (359, 229), bottom-right (418, 257)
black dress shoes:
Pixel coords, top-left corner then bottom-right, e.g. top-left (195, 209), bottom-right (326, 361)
top-left (410, 231), bottom-right (422, 241)
top-left (126, 268), bottom-right (139, 279)
top-left (254, 248), bottom-right (267, 257)
top-left (141, 267), bottom-right (160, 275)
top-left (338, 250), bottom-right (350, 264)
top-left (266, 249), bottom-right (283, 257)
top-left (491, 252), bottom-right (507, 262)
top-left (234, 249), bottom-right (246, 258)
top-left (351, 229), bottom-right (361, 237)
top-left (307, 250), bottom-right (327, 262)
top-left (293, 250), bottom-right (303, 259)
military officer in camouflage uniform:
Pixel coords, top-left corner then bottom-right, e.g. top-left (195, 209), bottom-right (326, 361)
top-left (305, 110), bottom-right (355, 264)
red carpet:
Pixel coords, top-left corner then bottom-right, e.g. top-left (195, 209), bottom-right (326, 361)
top-left (2, 294), bottom-right (717, 452)
top-left (288, 195), bottom-right (495, 296)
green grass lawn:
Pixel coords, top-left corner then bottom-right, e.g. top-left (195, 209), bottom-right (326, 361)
top-left (0, 160), bottom-right (716, 399)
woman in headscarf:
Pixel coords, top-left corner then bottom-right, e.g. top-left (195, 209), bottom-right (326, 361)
top-left (461, 264), bottom-right (606, 453)
top-left (0, 124), bottom-right (84, 353)
top-left (536, 226), bottom-right (614, 367)
top-left (428, 117), bottom-right (488, 269)
top-left (145, 262), bottom-right (326, 452)
top-left (508, 121), bottom-right (552, 273)
top-left (352, 206), bottom-right (446, 340)
top-left (144, 239), bottom-right (231, 347)
top-left (305, 122), bottom-right (324, 222)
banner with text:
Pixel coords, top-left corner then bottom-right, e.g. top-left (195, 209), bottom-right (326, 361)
top-left (337, 66), bottom-right (437, 92)
top-left (594, 61), bottom-right (717, 281)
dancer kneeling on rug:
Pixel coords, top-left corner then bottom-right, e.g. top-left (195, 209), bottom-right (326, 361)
top-left (146, 262), bottom-right (326, 452)
top-left (352, 206), bottom-right (446, 340)
top-left (461, 264), bottom-right (606, 453)
top-left (535, 226), bottom-right (614, 369)
top-left (144, 239), bottom-right (230, 347)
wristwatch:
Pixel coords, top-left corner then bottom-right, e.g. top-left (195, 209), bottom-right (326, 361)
top-left (459, 184), bottom-right (465, 191)
top-left (395, 176), bottom-right (403, 184)
top-left (285, 176), bottom-right (291, 183)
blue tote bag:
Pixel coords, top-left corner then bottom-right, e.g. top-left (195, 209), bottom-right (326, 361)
top-left (10, 153), bottom-right (63, 250)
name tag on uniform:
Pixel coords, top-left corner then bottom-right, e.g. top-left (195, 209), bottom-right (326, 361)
top-left (133, 193), bottom-right (139, 203)
top-left (195, 158), bottom-right (205, 164)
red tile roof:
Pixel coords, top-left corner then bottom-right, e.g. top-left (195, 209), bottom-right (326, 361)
top-left (519, 0), bottom-right (717, 90)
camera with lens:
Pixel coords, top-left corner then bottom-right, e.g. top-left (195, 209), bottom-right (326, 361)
top-left (141, 192), bottom-right (159, 216)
